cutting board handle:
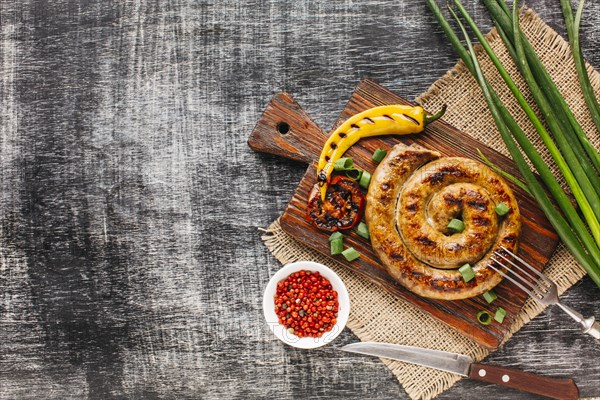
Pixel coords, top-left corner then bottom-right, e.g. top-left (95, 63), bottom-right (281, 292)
top-left (248, 92), bottom-right (326, 164)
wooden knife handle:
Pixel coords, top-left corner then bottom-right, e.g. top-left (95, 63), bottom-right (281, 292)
top-left (247, 92), bottom-right (326, 163)
top-left (469, 363), bottom-right (579, 400)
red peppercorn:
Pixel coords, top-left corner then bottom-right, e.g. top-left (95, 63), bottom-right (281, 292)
top-left (274, 270), bottom-right (339, 338)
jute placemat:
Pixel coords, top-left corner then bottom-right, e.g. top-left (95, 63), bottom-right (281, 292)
top-left (262, 9), bottom-right (599, 400)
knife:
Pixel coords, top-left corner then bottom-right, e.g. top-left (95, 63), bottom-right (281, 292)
top-left (340, 342), bottom-right (579, 400)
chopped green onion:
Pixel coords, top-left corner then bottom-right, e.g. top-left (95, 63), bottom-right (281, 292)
top-left (476, 310), bottom-right (492, 325)
top-left (330, 238), bottom-right (344, 255)
top-left (334, 157), bottom-right (354, 171)
top-left (483, 290), bottom-right (497, 304)
top-left (328, 232), bottom-right (343, 242)
top-left (372, 148), bottom-right (387, 163)
top-left (357, 222), bottom-right (370, 240)
top-left (447, 218), bottom-right (465, 233)
top-left (459, 263), bottom-right (475, 283)
top-left (342, 247), bottom-right (360, 261)
top-left (345, 168), bottom-right (363, 181)
top-left (494, 307), bottom-right (507, 323)
top-left (494, 202), bottom-right (510, 216)
top-left (359, 170), bottom-right (371, 189)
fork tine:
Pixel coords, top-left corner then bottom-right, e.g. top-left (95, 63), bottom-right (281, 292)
top-left (494, 251), bottom-right (551, 292)
top-left (490, 252), bottom-right (551, 299)
top-left (500, 246), bottom-right (553, 286)
top-left (488, 258), bottom-right (543, 300)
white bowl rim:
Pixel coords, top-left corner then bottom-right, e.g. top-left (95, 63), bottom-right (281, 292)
top-left (263, 261), bottom-right (350, 349)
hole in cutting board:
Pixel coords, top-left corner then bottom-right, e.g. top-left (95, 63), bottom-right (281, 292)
top-left (276, 121), bottom-right (290, 135)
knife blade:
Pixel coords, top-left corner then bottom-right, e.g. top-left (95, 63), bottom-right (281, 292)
top-left (341, 342), bottom-right (472, 376)
top-left (340, 342), bottom-right (579, 400)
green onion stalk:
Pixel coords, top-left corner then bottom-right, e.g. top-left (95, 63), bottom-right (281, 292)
top-left (560, 0), bottom-right (600, 137)
top-left (426, 0), bottom-right (600, 286)
top-left (482, 0), bottom-right (600, 176)
top-left (476, 150), bottom-right (530, 195)
top-left (450, 0), bottom-right (600, 247)
top-left (481, 0), bottom-right (600, 209)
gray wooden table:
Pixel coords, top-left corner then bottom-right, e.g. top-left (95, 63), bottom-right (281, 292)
top-left (0, 1), bottom-right (598, 399)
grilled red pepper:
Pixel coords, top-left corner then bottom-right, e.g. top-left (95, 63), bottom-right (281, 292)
top-left (307, 175), bottom-right (366, 232)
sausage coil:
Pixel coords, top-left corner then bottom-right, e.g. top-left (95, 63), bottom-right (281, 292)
top-left (365, 143), bottom-right (521, 300)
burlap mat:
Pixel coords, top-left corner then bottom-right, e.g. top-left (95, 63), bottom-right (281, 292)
top-left (261, 9), bottom-right (600, 400)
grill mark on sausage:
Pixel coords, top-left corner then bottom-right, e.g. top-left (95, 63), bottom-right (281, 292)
top-left (430, 280), bottom-right (468, 292)
top-left (423, 172), bottom-right (444, 185)
top-left (470, 232), bottom-right (484, 240)
top-left (467, 200), bottom-right (487, 210)
top-left (447, 243), bottom-right (465, 251)
top-left (471, 217), bottom-right (491, 226)
top-left (378, 194), bottom-right (392, 207)
top-left (389, 251), bottom-right (405, 261)
top-left (422, 166), bottom-right (467, 185)
top-left (443, 195), bottom-right (462, 206)
top-left (415, 236), bottom-right (436, 247)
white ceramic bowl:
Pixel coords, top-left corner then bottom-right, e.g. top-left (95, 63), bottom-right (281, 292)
top-left (263, 261), bottom-right (350, 349)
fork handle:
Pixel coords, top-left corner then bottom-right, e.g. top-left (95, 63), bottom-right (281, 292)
top-left (581, 317), bottom-right (600, 341)
top-left (558, 303), bottom-right (600, 341)
top-left (469, 363), bottom-right (579, 399)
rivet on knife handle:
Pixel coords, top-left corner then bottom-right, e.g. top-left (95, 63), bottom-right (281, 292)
top-left (468, 363), bottom-right (579, 400)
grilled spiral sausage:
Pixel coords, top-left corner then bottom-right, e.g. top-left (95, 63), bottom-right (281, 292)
top-left (365, 143), bottom-right (521, 300)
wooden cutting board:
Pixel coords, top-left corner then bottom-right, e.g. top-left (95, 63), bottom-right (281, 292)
top-left (249, 79), bottom-right (559, 349)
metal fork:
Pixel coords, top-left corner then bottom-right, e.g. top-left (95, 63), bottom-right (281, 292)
top-left (490, 246), bottom-right (600, 342)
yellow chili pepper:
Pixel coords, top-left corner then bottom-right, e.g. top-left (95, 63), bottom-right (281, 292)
top-left (317, 104), bottom-right (447, 199)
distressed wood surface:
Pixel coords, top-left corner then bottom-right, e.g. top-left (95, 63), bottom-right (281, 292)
top-left (0, 1), bottom-right (598, 399)
top-left (250, 80), bottom-right (559, 349)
